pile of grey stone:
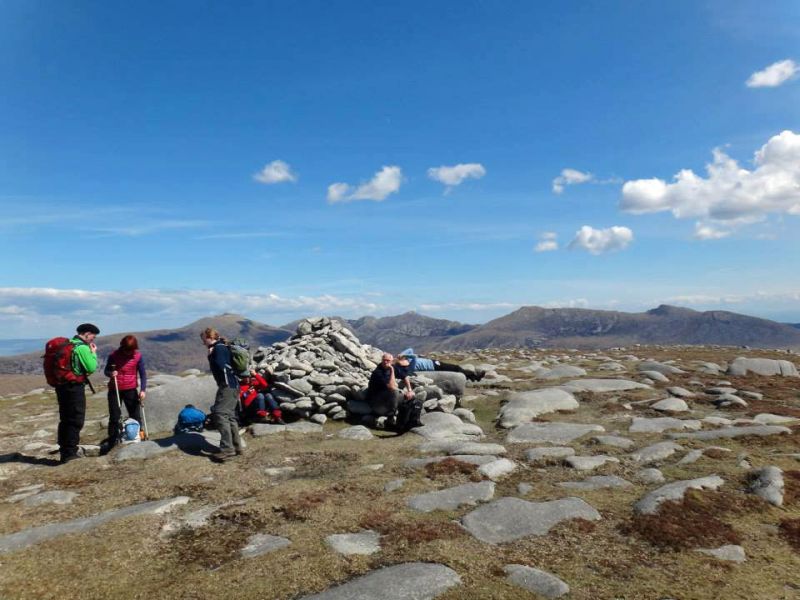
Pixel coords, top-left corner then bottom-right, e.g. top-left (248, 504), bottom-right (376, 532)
top-left (251, 317), bottom-right (466, 427)
top-left (249, 317), bottom-right (383, 424)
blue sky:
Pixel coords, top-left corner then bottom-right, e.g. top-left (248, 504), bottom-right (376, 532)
top-left (1, 0), bottom-right (799, 337)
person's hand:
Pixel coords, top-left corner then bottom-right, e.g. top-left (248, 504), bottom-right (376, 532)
top-left (404, 389), bottom-right (415, 400)
top-left (90, 343), bottom-right (97, 353)
top-left (139, 391), bottom-right (146, 402)
top-left (111, 370), bottom-right (118, 378)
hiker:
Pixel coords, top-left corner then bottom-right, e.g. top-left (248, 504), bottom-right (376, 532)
top-left (366, 353), bottom-right (420, 432)
top-left (398, 348), bottom-right (485, 381)
top-left (48, 323), bottom-right (100, 464)
top-left (239, 370), bottom-right (285, 425)
top-left (200, 327), bottom-right (243, 461)
top-left (103, 335), bottom-right (147, 448)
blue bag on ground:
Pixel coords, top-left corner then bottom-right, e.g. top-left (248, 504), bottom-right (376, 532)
top-left (123, 418), bottom-right (141, 442)
top-left (176, 404), bottom-right (206, 433)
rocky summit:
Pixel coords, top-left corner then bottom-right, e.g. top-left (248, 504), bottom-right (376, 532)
top-left (0, 342), bottom-right (799, 599)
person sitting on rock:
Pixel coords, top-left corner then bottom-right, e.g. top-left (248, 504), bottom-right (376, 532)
top-left (398, 348), bottom-right (485, 381)
top-left (366, 353), bottom-right (404, 420)
top-left (239, 370), bottom-right (285, 425)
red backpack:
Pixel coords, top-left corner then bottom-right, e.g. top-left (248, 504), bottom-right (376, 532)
top-left (43, 337), bottom-right (86, 387)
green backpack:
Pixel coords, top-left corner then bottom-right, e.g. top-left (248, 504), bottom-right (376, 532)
top-left (227, 338), bottom-right (251, 375)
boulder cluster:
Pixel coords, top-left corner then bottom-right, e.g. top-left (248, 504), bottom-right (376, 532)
top-left (250, 317), bottom-right (468, 427)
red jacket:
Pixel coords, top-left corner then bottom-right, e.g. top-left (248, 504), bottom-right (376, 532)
top-left (239, 372), bottom-right (270, 409)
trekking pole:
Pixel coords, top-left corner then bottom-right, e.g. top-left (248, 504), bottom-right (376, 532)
top-left (112, 365), bottom-right (124, 442)
top-left (140, 400), bottom-right (149, 440)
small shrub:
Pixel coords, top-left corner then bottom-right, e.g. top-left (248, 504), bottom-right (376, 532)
top-left (779, 518), bottom-right (800, 551)
top-left (424, 458), bottom-right (477, 478)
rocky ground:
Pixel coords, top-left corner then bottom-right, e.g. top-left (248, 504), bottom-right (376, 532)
top-left (0, 344), bottom-right (799, 599)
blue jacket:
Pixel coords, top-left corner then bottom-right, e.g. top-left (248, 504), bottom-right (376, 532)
top-left (400, 348), bottom-right (435, 372)
top-left (208, 342), bottom-right (240, 388)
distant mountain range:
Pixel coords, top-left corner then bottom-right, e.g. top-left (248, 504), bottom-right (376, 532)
top-left (2, 305), bottom-right (799, 375)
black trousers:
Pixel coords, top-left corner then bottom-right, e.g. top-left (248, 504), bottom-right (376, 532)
top-left (367, 388), bottom-right (402, 417)
top-left (107, 388), bottom-right (142, 441)
top-left (433, 360), bottom-right (468, 375)
top-left (56, 382), bottom-right (86, 459)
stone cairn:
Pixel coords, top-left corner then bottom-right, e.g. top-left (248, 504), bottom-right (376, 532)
top-left (250, 317), bottom-right (461, 427)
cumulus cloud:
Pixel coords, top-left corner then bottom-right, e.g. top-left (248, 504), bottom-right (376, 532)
top-left (552, 168), bottom-right (593, 194)
top-left (620, 130), bottom-right (800, 231)
top-left (746, 59), bottom-right (799, 88)
top-left (568, 225), bottom-right (633, 255)
top-left (427, 163), bottom-right (486, 192)
top-left (253, 160), bottom-right (297, 184)
top-left (327, 166), bottom-right (403, 203)
top-left (541, 298), bottom-right (590, 309)
top-left (535, 231), bottom-right (559, 252)
top-left (418, 301), bottom-right (517, 312)
top-left (693, 223), bottom-right (731, 240)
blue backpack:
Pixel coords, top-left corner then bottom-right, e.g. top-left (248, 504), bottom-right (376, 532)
top-left (176, 404), bottom-right (206, 433)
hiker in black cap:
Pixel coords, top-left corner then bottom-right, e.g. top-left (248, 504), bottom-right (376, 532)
top-left (47, 323), bottom-right (100, 464)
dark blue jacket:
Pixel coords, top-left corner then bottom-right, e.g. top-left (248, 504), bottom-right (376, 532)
top-left (208, 342), bottom-right (240, 389)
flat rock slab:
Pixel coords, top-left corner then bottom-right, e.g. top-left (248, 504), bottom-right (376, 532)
top-left (637, 361), bottom-right (685, 375)
top-left (477, 458), bottom-right (518, 480)
top-left (651, 398), bottom-right (689, 413)
top-left (591, 435), bottom-right (634, 449)
top-left (404, 455), bottom-right (498, 469)
top-left (669, 425), bottom-right (791, 441)
top-left (325, 530), bottom-right (381, 555)
top-left (727, 357), bottom-right (799, 377)
top-left (419, 440), bottom-right (506, 455)
top-left (754, 413), bottom-right (798, 425)
top-left (559, 475), bottom-right (632, 491)
top-left (251, 422), bottom-right (323, 436)
top-left (505, 564), bottom-right (570, 598)
top-left (407, 481), bottom-right (495, 513)
top-left (636, 468), bottom-right (665, 484)
top-left (337, 425), bottom-right (374, 440)
top-left (525, 447), bottom-right (575, 462)
top-left (22, 490), bottom-right (78, 506)
top-left (498, 388), bottom-right (578, 428)
top-left (412, 412), bottom-right (484, 441)
top-left (667, 386), bottom-right (696, 399)
top-left (629, 417), bottom-right (701, 434)
top-left (564, 455), bottom-right (619, 471)
top-left (560, 379), bottom-right (651, 393)
top-left (640, 370), bottom-right (670, 383)
top-left (630, 442), bottom-right (683, 464)
top-left (461, 496), bottom-right (601, 544)
top-left (0, 496), bottom-right (189, 554)
top-left (507, 422), bottom-right (605, 445)
top-left (113, 440), bottom-right (178, 462)
top-left (424, 371), bottom-right (467, 398)
top-left (696, 545), bottom-right (747, 563)
top-left (143, 376), bottom-right (218, 434)
top-left (240, 533), bottom-right (291, 558)
top-left (537, 365), bottom-right (587, 380)
top-left (297, 562), bottom-right (461, 600)
top-left (634, 475), bottom-right (724, 515)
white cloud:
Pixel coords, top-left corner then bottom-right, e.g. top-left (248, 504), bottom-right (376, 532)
top-left (541, 298), bottom-right (590, 309)
top-left (0, 288), bottom-right (382, 332)
top-left (327, 166), bottom-right (403, 203)
top-left (746, 59), bottom-right (799, 88)
top-left (418, 301), bottom-right (517, 312)
top-left (620, 130), bottom-right (800, 230)
top-left (253, 160), bottom-right (297, 184)
top-left (552, 168), bottom-right (593, 194)
top-left (535, 231), bottom-right (559, 252)
top-left (88, 219), bottom-right (209, 237)
top-left (427, 163), bottom-right (486, 192)
top-left (568, 225), bottom-right (633, 255)
top-left (693, 223), bottom-right (731, 240)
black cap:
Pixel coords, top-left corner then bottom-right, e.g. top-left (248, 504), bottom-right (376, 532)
top-left (76, 323), bottom-right (100, 335)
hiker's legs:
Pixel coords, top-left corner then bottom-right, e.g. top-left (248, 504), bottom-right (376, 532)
top-left (369, 389), bottom-right (402, 417)
top-left (120, 389), bottom-right (143, 424)
top-left (432, 360), bottom-right (468, 375)
top-left (57, 383), bottom-right (86, 460)
top-left (263, 392), bottom-right (279, 412)
top-left (212, 387), bottom-right (239, 451)
top-left (106, 388), bottom-right (122, 442)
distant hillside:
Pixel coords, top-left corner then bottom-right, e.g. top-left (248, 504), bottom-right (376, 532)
top-left (345, 312), bottom-right (477, 353)
top-left (0, 314), bottom-right (292, 375)
top-left (431, 305), bottom-right (800, 351)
